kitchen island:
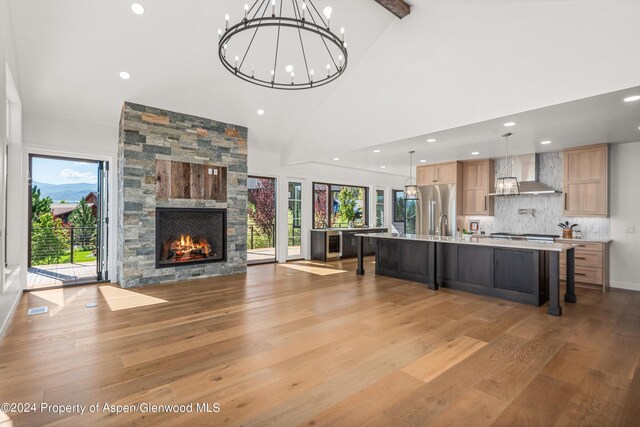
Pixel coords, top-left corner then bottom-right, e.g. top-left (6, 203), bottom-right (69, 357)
top-left (355, 233), bottom-right (576, 316)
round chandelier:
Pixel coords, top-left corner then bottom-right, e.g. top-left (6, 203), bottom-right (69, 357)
top-left (218, 1), bottom-right (348, 90)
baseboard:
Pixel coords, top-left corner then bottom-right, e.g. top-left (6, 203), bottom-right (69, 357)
top-left (0, 288), bottom-right (22, 339)
top-left (610, 280), bottom-right (640, 292)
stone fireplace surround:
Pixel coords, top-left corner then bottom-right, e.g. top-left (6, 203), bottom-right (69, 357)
top-left (117, 102), bottom-right (247, 288)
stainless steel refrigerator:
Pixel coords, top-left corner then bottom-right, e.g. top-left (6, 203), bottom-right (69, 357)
top-left (415, 184), bottom-right (457, 236)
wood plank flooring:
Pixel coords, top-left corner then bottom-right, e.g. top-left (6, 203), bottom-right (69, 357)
top-left (0, 257), bottom-right (639, 426)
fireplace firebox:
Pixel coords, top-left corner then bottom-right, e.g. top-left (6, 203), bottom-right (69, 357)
top-left (156, 208), bottom-right (226, 268)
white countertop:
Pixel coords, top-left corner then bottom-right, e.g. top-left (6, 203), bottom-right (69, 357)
top-left (311, 227), bottom-right (388, 232)
top-left (356, 232), bottom-right (573, 252)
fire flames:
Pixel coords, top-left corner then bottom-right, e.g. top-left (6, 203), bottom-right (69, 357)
top-left (162, 234), bottom-right (213, 262)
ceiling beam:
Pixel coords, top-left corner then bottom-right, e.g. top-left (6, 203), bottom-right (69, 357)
top-left (374, 0), bottom-right (411, 19)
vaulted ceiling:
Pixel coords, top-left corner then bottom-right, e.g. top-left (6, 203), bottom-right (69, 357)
top-left (8, 0), bottom-right (640, 173)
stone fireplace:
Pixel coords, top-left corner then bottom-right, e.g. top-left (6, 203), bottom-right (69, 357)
top-left (117, 102), bottom-right (247, 288)
top-left (156, 208), bottom-right (226, 268)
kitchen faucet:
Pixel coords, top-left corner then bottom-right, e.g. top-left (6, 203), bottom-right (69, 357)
top-left (439, 214), bottom-right (448, 236)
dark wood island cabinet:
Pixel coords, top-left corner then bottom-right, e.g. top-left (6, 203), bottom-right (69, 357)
top-left (356, 233), bottom-right (576, 316)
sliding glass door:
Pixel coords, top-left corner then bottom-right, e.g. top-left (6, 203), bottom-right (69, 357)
top-left (247, 176), bottom-right (277, 264)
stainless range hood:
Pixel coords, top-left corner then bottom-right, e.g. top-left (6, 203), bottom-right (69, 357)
top-left (489, 153), bottom-right (561, 196)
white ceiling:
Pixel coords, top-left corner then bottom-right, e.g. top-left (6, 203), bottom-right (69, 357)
top-left (323, 87), bottom-right (640, 175)
top-left (8, 0), bottom-right (640, 174)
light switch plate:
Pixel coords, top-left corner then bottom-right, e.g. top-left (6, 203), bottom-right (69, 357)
top-left (626, 226), bottom-right (636, 234)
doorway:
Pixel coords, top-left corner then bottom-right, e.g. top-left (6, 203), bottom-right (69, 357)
top-left (247, 176), bottom-right (277, 264)
top-left (287, 180), bottom-right (303, 260)
top-left (27, 155), bottom-right (109, 289)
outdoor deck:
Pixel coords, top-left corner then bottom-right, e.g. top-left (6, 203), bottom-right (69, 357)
top-left (27, 262), bottom-right (97, 289)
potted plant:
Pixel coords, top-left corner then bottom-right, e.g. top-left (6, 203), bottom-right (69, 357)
top-left (558, 221), bottom-right (578, 239)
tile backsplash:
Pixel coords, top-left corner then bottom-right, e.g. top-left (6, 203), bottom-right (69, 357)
top-left (464, 151), bottom-right (610, 240)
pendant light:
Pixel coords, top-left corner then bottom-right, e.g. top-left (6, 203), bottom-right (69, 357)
top-left (405, 150), bottom-right (418, 200)
top-left (495, 132), bottom-right (520, 196)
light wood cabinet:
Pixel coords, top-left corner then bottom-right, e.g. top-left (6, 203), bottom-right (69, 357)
top-left (416, 161), bottom-right (460, 185)
top-left (462, 159), bottom-right (495, 216)
top-left (558, 239), bottom-right (610, 291)
top-left (563, 144), bottom-right (608, 216)
top-left (417, 166), bottom-right (437, 185)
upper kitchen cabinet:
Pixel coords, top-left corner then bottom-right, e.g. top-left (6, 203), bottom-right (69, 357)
top-left (563, 144), bottom-right (608, 217)
top-left (462, 159), bottom-right (495, 216)
top-left (416, 161), bottom-right (461, 185)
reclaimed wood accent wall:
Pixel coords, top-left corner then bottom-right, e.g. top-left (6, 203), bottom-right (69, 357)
top-left (156, 160), bottom-right (227, 201)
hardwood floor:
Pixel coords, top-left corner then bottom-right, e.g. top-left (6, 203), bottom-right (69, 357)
top-left (0, 257), bottom-right (638, 426)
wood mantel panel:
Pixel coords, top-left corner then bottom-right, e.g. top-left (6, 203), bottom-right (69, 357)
top-left (375, 0), bottom-right (411, 18)
top-left (156, 159), bottom-right (227, 201)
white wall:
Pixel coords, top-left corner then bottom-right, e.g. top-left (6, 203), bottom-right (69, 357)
top-left (0, 0), bottom-right (24, 337)
top-left (22, 112), bottom-right (119, 284)
top-left (610, 141), bottom-right (640, 291)
top-left (248, 147), bottom-right (406, 262)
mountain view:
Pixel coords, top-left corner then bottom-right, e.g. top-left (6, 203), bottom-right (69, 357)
top-left (33, 181), bottom-right (96, 203)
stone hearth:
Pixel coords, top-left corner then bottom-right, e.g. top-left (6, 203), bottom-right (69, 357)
top-left (117, 102), bottom-right (247, 288)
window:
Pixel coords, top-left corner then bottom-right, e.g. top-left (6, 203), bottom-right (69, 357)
top-left (375, 189), bottom-right (384, 227)
top-left (393, 189), bottom-right (405, 222)
top-left (313, 182), bottom-right (368, 228)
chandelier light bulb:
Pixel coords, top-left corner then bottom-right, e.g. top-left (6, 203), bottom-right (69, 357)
top-left (285, 64), bottom-right (293, 73)
top-left (291, 71), bottom-right (295, 84)
top-left (271, 0), bottom-right (276, 16)
top-left (244, 3), bottom-right (249, 19)
top-left (310, 69), bottom-right (314, 82)
top-left (218, 28), bottom-right (222, 40)
top-left (323, 6), bottom-right (332, 27)
top-left (225, 13), bottom-right (230, 29)
top-left (340, 26), bottom-right (345, 41)
top-left (301, 1), bottom-right (306, 20)
top-left (235, 55), bottom-right (239, 68)
top-left (251, 64), bottom-right (255, 77)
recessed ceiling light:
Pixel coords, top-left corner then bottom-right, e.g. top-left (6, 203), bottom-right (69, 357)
top-left (419, 159), bottom-right (427, 163)
top-left (333, 157), bottom-right (340, 161)
top-left (427, 138), bottom-right (436, 143)
top-left (380, 165), bottom-right (386, 169)
top-left (131, 3), bottom-right (144, 15)
top-left (471, 151), bottom-right (479, 155)
top-left (623, 95), bottom-right (640, 102)
top-left (540, 140), bottom-right (552, 145)
top-left (285, 64), bottom-right (293, 73)
top-left (257, 109), bottom-right (265, 115)
top-left (504, 122), bottom-right (516, 127)
top-left (119, 71), bottom-right (131, 80)
top-left (373, 149), bottom-right (381, 153)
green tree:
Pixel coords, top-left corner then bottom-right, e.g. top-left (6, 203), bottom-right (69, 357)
top-left (31, 185), bottom-right (53, 221)
top-left (335, 187), bottom-right (363, 225)
top-left (68, 198), bottom-right (97, 250)
top-left (31, 213), bottom-right (70, 265)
